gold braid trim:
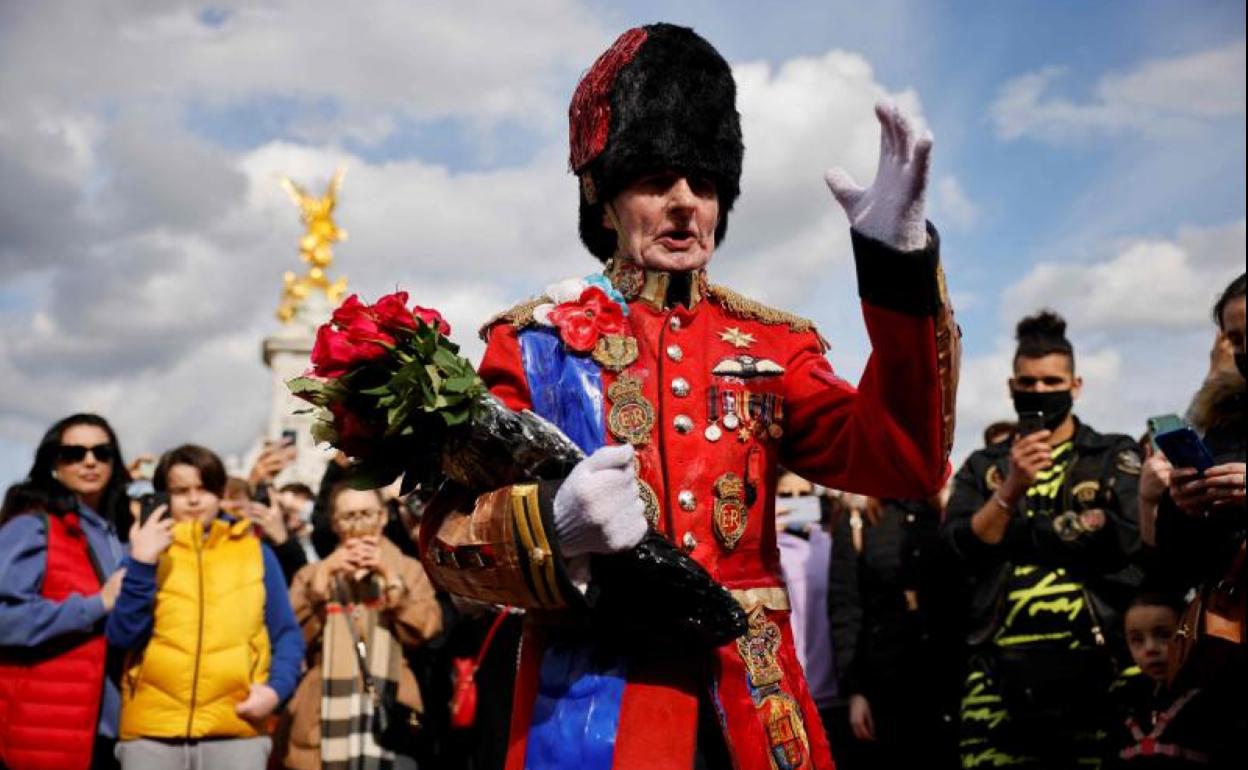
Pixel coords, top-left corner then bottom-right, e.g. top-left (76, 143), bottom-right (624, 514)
top-left (706, 284), bottom-right (830, 350)
top-left (478, 295), bottom-right (551, 341)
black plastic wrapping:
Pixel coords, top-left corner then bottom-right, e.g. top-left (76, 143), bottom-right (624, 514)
top-left (587, 530), bottom-right (748, 650)
top-left (439, 395), bottom-right (586, 489)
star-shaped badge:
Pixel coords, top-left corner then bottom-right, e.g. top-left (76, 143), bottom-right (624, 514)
top-left (719, 327), bottom-right (755, 349)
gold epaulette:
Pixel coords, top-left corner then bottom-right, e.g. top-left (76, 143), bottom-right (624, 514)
top-left (706, 284), bottom-right (829, 350)
top-left (478, 295), bottom-right (550, 341)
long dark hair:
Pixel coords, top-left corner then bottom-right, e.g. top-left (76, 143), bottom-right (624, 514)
top-left (0, 414), bottom-right (131, 532)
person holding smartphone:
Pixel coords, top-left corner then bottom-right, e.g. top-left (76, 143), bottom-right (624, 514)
top-left (105, 444), bottom-right (304, 769)
top-left (0, 414), bottom-right (130, 770)
top-left (942, 311), bottom-right (1144, 768)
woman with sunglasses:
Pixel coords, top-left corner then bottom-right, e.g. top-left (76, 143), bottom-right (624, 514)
top-left (0, 413), bottom-right (130, 770)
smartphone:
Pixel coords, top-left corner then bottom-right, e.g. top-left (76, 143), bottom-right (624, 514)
top-left (281, 428), bottom-right (298, 448)
top-left (253, 481), bottom-right (272, 507)
top-left (1153, 427), bottom-right (1216, 474)
top-left (1017, 411), bottom-right (1046, 437)
top-left (138, 492), bottom-right (169, 526)
top-left (1147, 414), bottom-right (1184, 450)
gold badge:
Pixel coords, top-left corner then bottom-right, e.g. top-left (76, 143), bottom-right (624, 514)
top-left (713, 472), bottom-right (748, 550)
top-left (1072, 480), bottom-right (1101, 506)
top-left (592, 334), bottom-right (638, 372)
top-left (1116, 449), bottom-right (1142, 476)
top-left (638, 478), bottom-right (661, 528)
top-left (718, 327), bottom-right (756, 349)
top-left (736, 606), bottom-right (783, 688)
top-left (762, 693), bottom-right (811, 769)
top-left (985, 465), bottom-right (1004, 492)
top-left (607, 375), bottom-right (654, 446)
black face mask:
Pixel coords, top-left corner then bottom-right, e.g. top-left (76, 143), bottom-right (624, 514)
top-left (1237, 352), bottom-right (1248, 381)
top-left (1011, 389), bottom-right (1073, 431)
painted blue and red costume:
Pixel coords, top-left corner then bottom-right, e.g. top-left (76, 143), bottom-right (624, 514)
top-left (418, 231), bottom-right (959, 770)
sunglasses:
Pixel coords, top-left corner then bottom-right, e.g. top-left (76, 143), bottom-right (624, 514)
top-left (56, 443), bottom-right (116, 464)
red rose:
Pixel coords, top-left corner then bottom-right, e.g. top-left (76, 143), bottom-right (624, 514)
top-left (412, 305), bottom-right (451, 335)
top-left (311, 322), bottom-right (392, 378)
top-left (331, 294), bottom-right (371, 328)
top-left (329, 402), bottom-right (378, 458)
top-left (547, 287), bottom-right (627, 353)
top-left (373, 291), bottom-right (417, 333)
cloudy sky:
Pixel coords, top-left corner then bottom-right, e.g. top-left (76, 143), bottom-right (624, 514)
top-left (1, 0), bottom-right (1244, 484)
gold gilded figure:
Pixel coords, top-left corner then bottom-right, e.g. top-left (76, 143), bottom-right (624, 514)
top-left (277, 168), bottom-right (349, 323)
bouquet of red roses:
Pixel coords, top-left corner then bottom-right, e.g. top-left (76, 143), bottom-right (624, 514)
top-left (288, 291), bottom-right (584, 492)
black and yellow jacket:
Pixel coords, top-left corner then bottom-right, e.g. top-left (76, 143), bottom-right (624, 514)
top-left (942, 420), bottom-right (1144, 648)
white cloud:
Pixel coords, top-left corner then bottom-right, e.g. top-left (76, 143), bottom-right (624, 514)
top-left (1004, 221), bottom-right (1245, 331)
top-left (931, 175), bottom-right (978, 230)
top-left (991, 40), bottom-right (1246, 142)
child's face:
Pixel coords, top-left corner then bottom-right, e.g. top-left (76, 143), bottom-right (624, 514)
top-left (165, 464), bottom-right (221, 527)
top-left (1125, 604), bottom-right (1178, 682)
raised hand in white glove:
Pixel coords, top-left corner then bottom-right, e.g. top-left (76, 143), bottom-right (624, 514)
top-left (553, 444), bottom-right (648, 558)
top-left (825, 101), bottom-right (933, 252)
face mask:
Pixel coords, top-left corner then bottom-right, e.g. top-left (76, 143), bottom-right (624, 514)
top-left (776, 495), bottom-right (822, 527)
top-left (1011, 389), bottom-right (1073, 430)
top-left (1236, 352), bottom-right (1248, 381)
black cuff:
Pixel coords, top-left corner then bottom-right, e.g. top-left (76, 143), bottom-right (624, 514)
top-left (852, 221), bottom-right (943, 317)
top-left (529, 479), bottom-right (595, 609)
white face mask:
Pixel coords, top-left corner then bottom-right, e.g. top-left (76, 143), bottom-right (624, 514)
top-left (775, 495), bottom-right (822, 527)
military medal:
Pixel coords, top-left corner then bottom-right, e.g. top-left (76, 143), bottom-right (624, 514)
top-left (607, 375), bottom-right (655, 446)
top-left (704, 386), bottom-right (723, 442)
top-left (768, 395), bottom-right (785, 439)
top-left (713, 471), bottom-right (748, 550)
top-left (722, 391), bottom-right (740, 430)
top-left (718, 326), bottom-right (756, 349)
top-left (592, 334), bottom-right (638, 372)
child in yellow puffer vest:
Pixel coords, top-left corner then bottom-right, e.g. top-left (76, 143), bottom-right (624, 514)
top-left (106, 445), bottom-right (304, 769)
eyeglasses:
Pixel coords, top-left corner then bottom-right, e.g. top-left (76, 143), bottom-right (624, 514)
top-left (56, 443), bottom-right (116, 464)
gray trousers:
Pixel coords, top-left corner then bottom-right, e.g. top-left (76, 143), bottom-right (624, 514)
top-left (115, 736), bottom-right (271, 770)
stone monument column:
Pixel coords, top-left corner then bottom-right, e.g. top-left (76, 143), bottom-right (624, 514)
top-left (257, 168), bottom-right (350, 489)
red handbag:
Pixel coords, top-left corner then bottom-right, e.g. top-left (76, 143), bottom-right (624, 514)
top-left (449, 608), bottom-right (511, 729)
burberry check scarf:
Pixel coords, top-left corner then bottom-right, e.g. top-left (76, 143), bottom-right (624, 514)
top-left (321, 576), bottom-right (403, 770)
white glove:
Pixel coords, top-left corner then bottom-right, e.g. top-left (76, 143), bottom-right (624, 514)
top-left (553, 444), bottom-right (648, 558)
top-left (825, 100), bottom-right (933, 252)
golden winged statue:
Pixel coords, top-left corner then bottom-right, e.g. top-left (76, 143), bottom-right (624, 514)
top-left (277, 167), bottom-right (350, 323)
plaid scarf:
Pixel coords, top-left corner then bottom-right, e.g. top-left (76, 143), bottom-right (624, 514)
top-left (321, 576), bottom-right (402, 770)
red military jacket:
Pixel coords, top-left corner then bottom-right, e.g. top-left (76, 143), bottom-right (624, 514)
top-left (419, 228), bottom-right (960, 770)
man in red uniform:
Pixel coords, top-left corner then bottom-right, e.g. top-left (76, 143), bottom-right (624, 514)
top-left (418, 23), bottom-right (959, 770)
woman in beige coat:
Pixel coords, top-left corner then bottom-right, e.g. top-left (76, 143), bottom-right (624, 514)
top-left (282, 485), bottom-right (441, 770)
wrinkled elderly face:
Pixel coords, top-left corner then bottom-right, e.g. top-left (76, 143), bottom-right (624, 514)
top-left (605, 169), bottom-right (719, 272)
top-left (332, 488), bottom-right (386, 540)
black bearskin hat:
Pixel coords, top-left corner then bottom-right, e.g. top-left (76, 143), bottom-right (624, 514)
top-left (569, 23), bottom-right (743, 262)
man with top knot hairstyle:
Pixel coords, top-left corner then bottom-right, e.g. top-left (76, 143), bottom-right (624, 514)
top-left (417, 23), bottom-right (960, 770)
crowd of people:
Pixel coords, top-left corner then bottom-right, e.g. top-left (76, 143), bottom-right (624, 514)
top-left (1, 19), bottom-right (1244, 770)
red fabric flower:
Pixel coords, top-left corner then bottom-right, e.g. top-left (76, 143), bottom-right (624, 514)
top-left (546, 287), bottom-right (627, 353)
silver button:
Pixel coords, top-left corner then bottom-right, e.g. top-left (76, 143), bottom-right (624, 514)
top-left (678, 490), bottom-right (696, 511)
top-left (674, 415), bottom-right (694, 434)
top-left (668, 316), bottom-right (682, 332)
top-left (666, 344), bottom-right (683, 361)
top-left (682, 532), bottom-right (697, 551)
top-left (671, 377), bottom-right (690, 397)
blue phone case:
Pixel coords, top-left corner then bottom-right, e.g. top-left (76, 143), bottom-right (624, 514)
top-left (1154, 427), bottom-right (1216, 473)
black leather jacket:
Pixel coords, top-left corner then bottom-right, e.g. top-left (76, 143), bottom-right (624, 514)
top-left (942, 420), bottom-right (1144, 649)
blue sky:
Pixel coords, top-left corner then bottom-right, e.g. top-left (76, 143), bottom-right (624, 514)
top-left (0, 1), bottom-right (1244, 485)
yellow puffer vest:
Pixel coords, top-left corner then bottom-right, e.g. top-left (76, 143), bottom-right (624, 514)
top-left (120, 517), bottom-right (271, 740)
